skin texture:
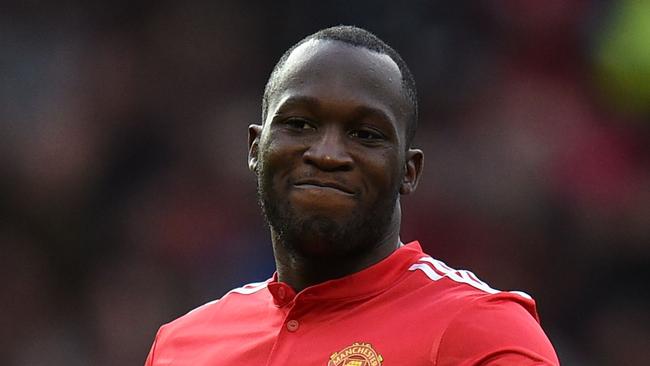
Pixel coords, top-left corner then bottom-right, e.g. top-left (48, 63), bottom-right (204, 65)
top-left (248, 39), bottom-right (424, 292)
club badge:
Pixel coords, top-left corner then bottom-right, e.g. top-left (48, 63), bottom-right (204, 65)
top-left (328, 342), bottom-right (383, 366)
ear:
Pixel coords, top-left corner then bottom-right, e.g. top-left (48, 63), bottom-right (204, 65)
top-left (399, 148), bottom-right (424, 195)
top-left (248, 124), bottom-right (263, 173)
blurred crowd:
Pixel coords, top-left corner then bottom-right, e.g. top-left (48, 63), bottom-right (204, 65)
top-left (1, 1), bottom-right (648, 365)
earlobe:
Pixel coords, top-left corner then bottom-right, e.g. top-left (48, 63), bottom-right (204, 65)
top-left (399, 149), bottom-right (424, 195)
top-left (248, 124), bottom-right (263, 173)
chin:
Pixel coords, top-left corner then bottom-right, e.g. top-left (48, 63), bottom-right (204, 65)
top-left (259, 178), bottom-right (399, 260)
top-left (279, 214), bottom-right (373, 260)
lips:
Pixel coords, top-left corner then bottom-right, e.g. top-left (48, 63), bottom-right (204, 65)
top-left (293, 179), bottom-right (355, 195)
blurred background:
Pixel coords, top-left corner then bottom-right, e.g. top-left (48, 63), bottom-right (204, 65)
top-left (1, 0), bottom-right (649, 365)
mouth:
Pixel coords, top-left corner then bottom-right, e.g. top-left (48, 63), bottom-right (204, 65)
top-left (293, 179), bottom-right (355, 195)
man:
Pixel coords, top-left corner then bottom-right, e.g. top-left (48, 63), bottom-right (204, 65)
top-left (145, 26), bottom-right (559, 365)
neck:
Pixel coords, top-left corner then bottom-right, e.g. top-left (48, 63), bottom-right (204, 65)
top-left (271, 217), bottom-right (402, 293)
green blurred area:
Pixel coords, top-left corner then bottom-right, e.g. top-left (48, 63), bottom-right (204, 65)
top-left (596, 0), bottom-right (650, 115)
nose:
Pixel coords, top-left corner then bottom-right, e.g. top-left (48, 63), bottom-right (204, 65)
top-left (303, 128), bottom-right (353, 171)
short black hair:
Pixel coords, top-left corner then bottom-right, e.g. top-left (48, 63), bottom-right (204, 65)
top-left (262, 25), bottom-right (418, 147)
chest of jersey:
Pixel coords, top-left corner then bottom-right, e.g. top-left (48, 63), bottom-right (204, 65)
top-left (154, 278), bottom-right (457, 366)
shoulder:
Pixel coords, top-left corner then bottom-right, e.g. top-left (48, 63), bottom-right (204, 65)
top-left (408, 254), bottom-right (534, 304)
top-left (434, 293), bottom-right (559, 365)
top-left (406, 255), bottom-right (558, 365)
top-left (145, 280), bottom-right (272, 364)
top-left (156, 279), bottom-right (271, 339)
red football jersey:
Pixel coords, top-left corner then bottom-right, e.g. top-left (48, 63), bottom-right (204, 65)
top-left (145, 242), bottom-right (559, 365)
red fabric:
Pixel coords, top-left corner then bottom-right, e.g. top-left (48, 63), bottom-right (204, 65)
top-left (145, 242), bottom-right (559, 365)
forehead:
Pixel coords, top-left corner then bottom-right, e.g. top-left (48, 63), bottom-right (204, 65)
top-left (268, 39), bottom-right (409, 135)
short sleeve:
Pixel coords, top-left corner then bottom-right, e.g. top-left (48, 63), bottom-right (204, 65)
top-left (435, 294), bottom-right (560, 366)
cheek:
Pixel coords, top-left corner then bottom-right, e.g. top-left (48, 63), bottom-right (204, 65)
top-left (258, 140), bottom-right (301, 184)
top-left (259, 133), bottom-right (285, 164)
top-left (359, 153), bottom-right (402, 195)
top-left (262, 130), bottom-right (305, 159)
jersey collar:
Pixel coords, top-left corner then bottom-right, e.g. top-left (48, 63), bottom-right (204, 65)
top-left (267, 241), bottom-right (424, 306)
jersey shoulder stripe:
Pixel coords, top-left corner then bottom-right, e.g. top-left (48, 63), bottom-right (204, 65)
top-left (184, 280), bottom-right (270, 317)
top-left (227, 280), bottom-right (270, 296)
top-left (409, 256), bottom-right (532, 300)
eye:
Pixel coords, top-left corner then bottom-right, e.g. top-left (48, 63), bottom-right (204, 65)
top-left (349, 129), bottom-right (384, 141)
top-left (284, 118), bottom-right (315, 131)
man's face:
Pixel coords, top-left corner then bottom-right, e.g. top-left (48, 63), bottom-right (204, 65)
top-left (249, 39), bottom-right (421, 259)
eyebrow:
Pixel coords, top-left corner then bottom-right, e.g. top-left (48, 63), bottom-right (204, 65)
top-left (273, 95), bottom-right (321, 114)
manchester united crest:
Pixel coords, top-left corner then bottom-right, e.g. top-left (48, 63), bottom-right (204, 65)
top-left (328, 342), bottom-right (383, 366)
